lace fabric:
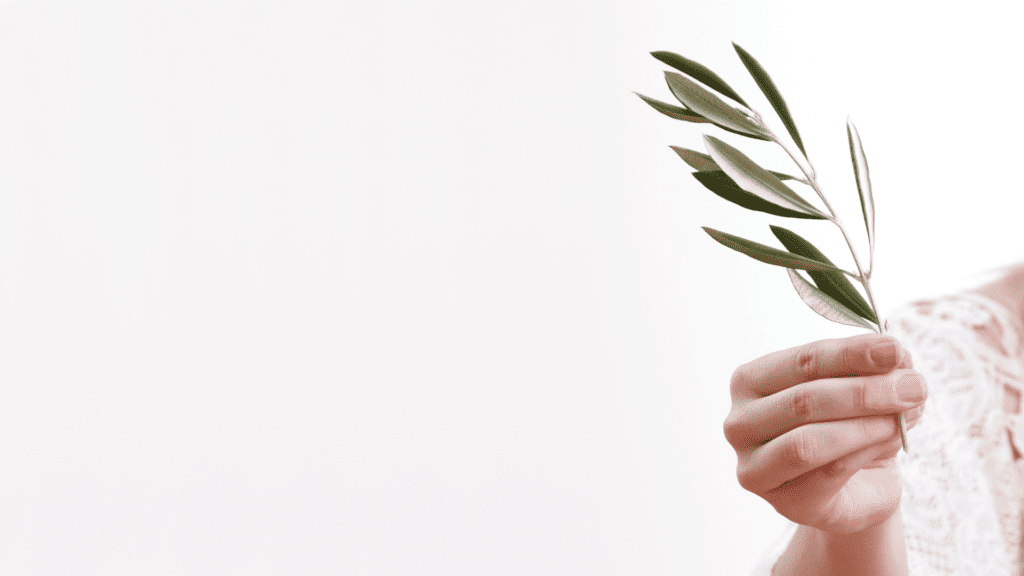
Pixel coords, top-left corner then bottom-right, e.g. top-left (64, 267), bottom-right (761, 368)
top-left (751, 292), bottom-right (1024, 575)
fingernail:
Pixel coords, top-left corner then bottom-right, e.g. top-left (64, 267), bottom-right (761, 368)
top-left (896, 374), bottom-right (925, 404)
top-left (870, 341), bottom-right (899, 368)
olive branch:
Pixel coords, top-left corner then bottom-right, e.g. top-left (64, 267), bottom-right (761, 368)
top-left (636, 43), bottom-right (908, 452)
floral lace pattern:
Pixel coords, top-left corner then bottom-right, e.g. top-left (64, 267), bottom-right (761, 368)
top-left (751, 292), bottom-right (1024, 575)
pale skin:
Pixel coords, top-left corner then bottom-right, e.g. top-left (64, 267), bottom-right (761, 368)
top-left (726, 268), bottom-right (1024, 576)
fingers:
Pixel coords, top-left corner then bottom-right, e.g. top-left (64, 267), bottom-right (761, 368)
top-left (731, 334), bottom-right (909, 399)
top-left (736, 414), bottom-right (903, 494)
top-left (725, 369), bottom-right (927, 447)
top-left (764, 434), bottom-right (904, 533)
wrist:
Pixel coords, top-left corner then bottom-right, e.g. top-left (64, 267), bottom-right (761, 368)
top-left (773, 511), bottom-right (907, 576)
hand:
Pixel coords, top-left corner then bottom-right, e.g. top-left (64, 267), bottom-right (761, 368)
top-left (723, 334), bottom-right (925, 535)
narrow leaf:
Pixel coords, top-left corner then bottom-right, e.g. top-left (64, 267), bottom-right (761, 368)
top-left (670, 146), bottom-right (798, 180)
top-left (787, 268), bottom-right (876, 330)
top-left (693, 172), bottom-right (826, 220)
top-left (635, 93), bottom-right (711, 123)
top-left (770, 225), bottom-right (878, 323)
top-left (703, 135), bottom-right (824, 217)
top-left (702, 227), bottom-right (846, 273)
top-left (670, 147), bottom-right (719, 171)
top-left (733, 42), bottom-right (806, 157)
top-left (847, 118), bottom-right (875, 253)
top-left (768, 170), bottom-right (800, 182)
top-left (766, 170), bottom-right (800, 182)
top-left (651, 50), bottom-right (750, 107)
top-left (664, 72), bottom-right (769, 141)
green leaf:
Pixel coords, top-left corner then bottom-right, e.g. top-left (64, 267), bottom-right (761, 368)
top-left (670, 146), bottom-right (798, 180)
top-left (702, 227), bottom-right (847, 273)
top-left (786, 268), bottom-right (876, 330)
top-left (766, 170), bottom-right (800, 182)
top-left (703, 135), bottom-right (824, 217)
top-left (670, 147), bottom-right (719, 171)
top-left (692, 172), bottom-right (826, 220)
top-left (635, 93), bottom-right (711, 123)
top-left (770, 225), bottom-right (878, 323)
top-left (733, 42), bottom-right (806, 157)
top-left (847, 118), bottom-right (875, 254)
top-left (650, 51), bottom-right (750, 107)
top-left (664, 72), bottom-right (769, 141)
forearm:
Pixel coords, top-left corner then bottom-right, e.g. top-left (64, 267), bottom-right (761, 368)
top-left (771, 512), bottom-right (908, 576)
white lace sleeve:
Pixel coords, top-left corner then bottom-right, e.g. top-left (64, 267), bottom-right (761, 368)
top-left (749, 293), bottom-right (1024, 576)
top-left (891, 294), bottom-right (1021, 575)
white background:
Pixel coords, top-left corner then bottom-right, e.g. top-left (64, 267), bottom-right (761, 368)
top-left (0, 1), bottom-right (1020, 574)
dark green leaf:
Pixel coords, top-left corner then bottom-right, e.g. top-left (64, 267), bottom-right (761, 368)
top-left (664, 72), bottom-right (769, 141)
top-left (770, 225), bottom-right (878, 323)
top-left (733, 42), bottom-right (806, 157)
top-left (702, 227), bottom-right (846, 273)
top-left (651, 51), bottom-right (750, 107)
top-left (703, 135), bottom-right (824, 217)
top-left (786, 269), bottom-right (876, 330)
top-left (847, 118), bottom-right (875, 254)
top-left (692, 172), bottom-right (826, 219)
top-left (635, 93), bottom-right (711, 123)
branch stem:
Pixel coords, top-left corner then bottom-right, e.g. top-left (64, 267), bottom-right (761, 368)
top-left (763, 124), bottom-right (908, 452)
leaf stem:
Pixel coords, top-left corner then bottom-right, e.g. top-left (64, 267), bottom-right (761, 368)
top-left (761, 122), bottom-right (908, 452)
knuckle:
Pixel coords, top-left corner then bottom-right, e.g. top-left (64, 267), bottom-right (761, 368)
top-left (855, 377), bottom-right (871, 411)
top-left (796, 343), bottom-right (819, 381)
top-left (781, 429), bottom-right (818, 469)
top-left (790, 386), bottom-right (817, 422)
top-left (851, 375), bottom-right (876, 409)
top-left (736, 463), bottom-right (758, 493)
top-left (730, 364), bottom-right (751, 396)
top-left (722, 412), bottom-right (742, 446)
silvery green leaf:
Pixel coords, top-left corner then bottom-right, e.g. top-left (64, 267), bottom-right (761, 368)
top-left (733, 43), bottom-right (806, 157)
top-left (787, 268), bottom-right (876, 330)
top-left (702, 227), bottom-right (846, 272)
top-left (635, 93), bottom-right (711, 123)
top-left (664, 72), bottom-right (770, 140)
top-left (650, 51), bottom-right (750, 107)
top-left (847, 118), bottom-right (875, 253)
top-left (693, 172), bottom-right (827, 220)
top-left (770, 225), bottom-right (878, 323)
top-left (670, 147), bottom-right (719, 171)
top-left (703, 135), bottom-right (825, 218)
top-left (670, 146), bottom-right (798, 180)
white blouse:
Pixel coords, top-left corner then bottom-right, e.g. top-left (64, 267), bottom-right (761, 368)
top-left (752, 292), bottom-right (1024, 575)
